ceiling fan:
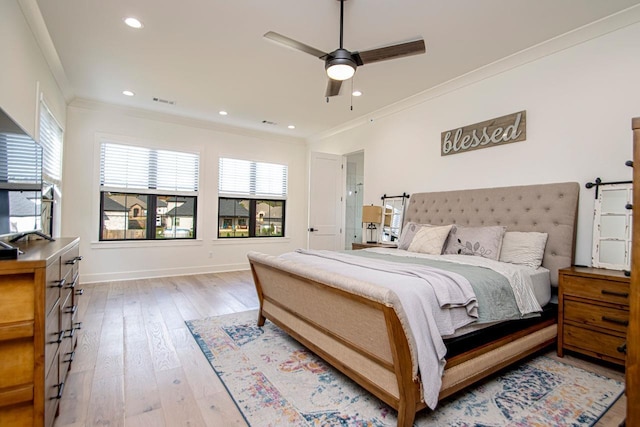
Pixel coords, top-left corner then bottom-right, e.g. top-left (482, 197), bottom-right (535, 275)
top-left (264, 0), bottom-right (426, 98)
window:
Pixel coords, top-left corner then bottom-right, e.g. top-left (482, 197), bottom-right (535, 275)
top-left (218, 158), bottom-right (287, 238)
top-left (38, 99), bottom-right (63, 185)
top-left (99, 141), bottom-right (199, 241)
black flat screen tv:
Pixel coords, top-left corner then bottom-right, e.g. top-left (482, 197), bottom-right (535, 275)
top-left (0, 106), bottom-right (45, 243)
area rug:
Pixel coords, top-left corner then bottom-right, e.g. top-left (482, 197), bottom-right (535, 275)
top-left (186, 310), bottom-right (624, 427)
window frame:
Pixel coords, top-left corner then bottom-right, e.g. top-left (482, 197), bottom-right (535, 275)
top-left (218, 157), bottom-right (288, 239)
top-left (98, 139), bottom-right (200, 242)
top-left (217, 197), bottom-right (286, 239)
top-left (100, 191), bottom-right (198, 241)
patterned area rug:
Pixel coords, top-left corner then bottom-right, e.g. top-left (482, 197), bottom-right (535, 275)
top-left (186, 310), bottom-right (623, 427)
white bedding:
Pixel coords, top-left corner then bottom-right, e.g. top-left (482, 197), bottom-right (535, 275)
top-left (365, 247), bottom-right (546, 315)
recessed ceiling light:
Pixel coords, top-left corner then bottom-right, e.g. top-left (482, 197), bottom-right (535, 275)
top-left (122, 90), bottom-right (135, 96)
top-left (352, 90), bottom-right (362, 97)
top-left (219, 111), bottom-right (228, 116)
top-left (124, 17), bottom-right (143, 29)
top-left (287, 125), bottom-right (296, 129)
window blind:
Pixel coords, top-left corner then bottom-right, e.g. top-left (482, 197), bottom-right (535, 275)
top-left (0, 132), bottom-right (43, 190)
top-left (100, 141), bottom-right (199, 194)
top-left (38, 101), bottom-right (63, 184)
top-left (219, 157), bottom-right (287, 198)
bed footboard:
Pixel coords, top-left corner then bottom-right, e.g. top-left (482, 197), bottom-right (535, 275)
top-left (249, 255), bottom-right (425, 426)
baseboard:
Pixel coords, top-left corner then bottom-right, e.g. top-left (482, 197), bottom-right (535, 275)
top-left (80, 262), bottom-right (250, 283)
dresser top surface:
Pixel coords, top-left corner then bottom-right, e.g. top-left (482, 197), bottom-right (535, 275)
top-left (560, 265), bottom-right (630, 282)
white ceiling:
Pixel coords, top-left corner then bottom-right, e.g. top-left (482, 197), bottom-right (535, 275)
top-left (34, 0), bottom-right (640, 139)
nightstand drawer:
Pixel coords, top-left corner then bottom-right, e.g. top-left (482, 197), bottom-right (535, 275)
top-left (561, 275), bottom-right (629, 306)
top-left (563, 324), bottom-right (626, 362)
top-left (564, 300), bottom-right (629, 333)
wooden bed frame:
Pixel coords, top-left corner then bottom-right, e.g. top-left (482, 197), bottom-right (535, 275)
top-left (248, 182), bottom-right (579, 426)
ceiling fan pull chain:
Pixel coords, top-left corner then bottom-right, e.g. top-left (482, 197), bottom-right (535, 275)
top-left (350, 77), bottom-right (353, 111)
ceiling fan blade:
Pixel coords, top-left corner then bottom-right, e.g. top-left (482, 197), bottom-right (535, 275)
top-left (353, 39), bottom-right (425, 65)
top-left (263, 31), bottom-right (328, 59)
top-left (325, 79), bottom-right (343, 97)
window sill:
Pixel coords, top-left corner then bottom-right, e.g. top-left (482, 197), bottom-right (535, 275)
top-left (90, 239), bottom-right (204, 249)
top-left (213, 237), bottom-right (291, 245)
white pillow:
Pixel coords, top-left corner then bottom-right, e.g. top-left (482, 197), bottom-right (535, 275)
top-left (499, 231), bottom-right (549, 268)
top-left (398, 222), bottom-right (427, 250)
top-left (407, 225), bottom-right (453, 255)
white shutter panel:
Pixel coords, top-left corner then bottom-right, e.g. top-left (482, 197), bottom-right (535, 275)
top-left (100, 141), bottom-right (199, 194)
top-left (38, 101), bottom-right (63, 185)
top-left (218, 157), bottom-right (287, 198)
top-left (0, 133), bottom-right (42, 190)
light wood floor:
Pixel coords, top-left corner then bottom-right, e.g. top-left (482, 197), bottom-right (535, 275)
top-left (54, 271), bottom-right (626, 427)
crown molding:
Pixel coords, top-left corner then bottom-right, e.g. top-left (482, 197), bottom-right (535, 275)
top-left (18, 0), bottom-right (74, 103)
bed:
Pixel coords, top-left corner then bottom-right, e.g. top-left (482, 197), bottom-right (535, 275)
top-left (247, 181), bottom-right (579, 426)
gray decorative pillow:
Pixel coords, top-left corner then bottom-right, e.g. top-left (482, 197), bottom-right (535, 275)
top-left (398, 222), bottom-right (427, 250)
top-left (443, 225), bottom-right (506, 260)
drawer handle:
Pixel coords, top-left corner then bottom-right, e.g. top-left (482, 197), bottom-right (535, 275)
top-left (66, 277), bottom-right (78, 289)
top-left (63, 351), bottom-right (75, 363)
top-left (51, 382), bottom-right (65, 400)
top-left (50, 330), bottom-right (64, 344)
top-left (65, 256), bottom-right (83, 265)
top-left (65, 304), bottom-right (78, 315)
top-left (75, 288), bottom-right (84, 296)
top-left (74, 321), bottom-right (83, 330)
top-left (618, 342), bottom-right (627, 354)
top-left (65, 327), bottom-right (77, 339)
top-left (601, 289), bottom-right (629, 298)
top-left (602, 316), bottom-right (629, 326)
top-left (51, 278), bottom-right (66, 289)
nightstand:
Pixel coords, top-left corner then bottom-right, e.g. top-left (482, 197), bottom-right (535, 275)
top-left (352, 242), bottom-right (398, 250)
top-left (557, 266), bottom-right (629, 366)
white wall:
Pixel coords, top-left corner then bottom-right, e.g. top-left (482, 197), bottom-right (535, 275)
top-left (0, 0), bottom-right (66, 138)
top-left (309, 22), bottom-right (640, 267)
top-left (62, 101), bottom-right (308, 282)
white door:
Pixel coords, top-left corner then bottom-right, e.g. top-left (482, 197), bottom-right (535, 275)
top-left (308, 152), bottom-right (343, 250)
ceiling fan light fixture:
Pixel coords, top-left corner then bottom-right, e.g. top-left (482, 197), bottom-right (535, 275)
top-left (325, 49), bottom-right (356, 81)
top-left (326, 63), bottom-right (355, 81)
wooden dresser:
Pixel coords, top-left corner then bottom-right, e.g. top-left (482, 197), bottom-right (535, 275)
top-left (557, 266), bottom-right (629, 365)
top-left (0, 238), bottom-right (82, 427)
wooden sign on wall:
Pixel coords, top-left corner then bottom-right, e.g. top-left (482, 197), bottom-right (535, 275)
top-left (441, 111), bottom-right (526, 156)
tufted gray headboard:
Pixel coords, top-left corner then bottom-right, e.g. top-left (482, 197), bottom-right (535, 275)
top-left (404, 182), bottom-right (580, 286)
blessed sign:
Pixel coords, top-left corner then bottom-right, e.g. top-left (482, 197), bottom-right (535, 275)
top-left (441, 111), bottom-right (526, 156)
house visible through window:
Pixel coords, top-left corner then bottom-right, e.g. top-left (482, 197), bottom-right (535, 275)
top-left (218, 157), bottom-right (287, 238)
top-left (99, 141), bottom-right (199, 240)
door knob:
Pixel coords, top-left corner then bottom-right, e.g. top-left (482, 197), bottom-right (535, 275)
top-left (308, 227), bottom-right (316, 232)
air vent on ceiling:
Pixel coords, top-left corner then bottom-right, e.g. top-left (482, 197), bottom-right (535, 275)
top-left (152, 97), bottom-right (176, 105)
top-left (262, 120), bottom-right (277, 125)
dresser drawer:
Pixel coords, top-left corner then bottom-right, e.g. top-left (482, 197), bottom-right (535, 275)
top-left (45, 260), bottom-right (62, 317)
top-left (60, 244), bottom-right (80, 285)
top-left (44, 301), bottom-right (61, 375)
top-left (563, 324), bottom-right (626, 363)
top-left (44, 352), bottom-right (60, 427)
top-left (561, 274), bottom-right (629, 306)
top-left (564, 300), bottom-right (629, 334)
